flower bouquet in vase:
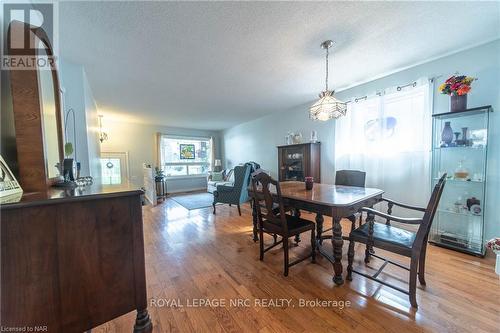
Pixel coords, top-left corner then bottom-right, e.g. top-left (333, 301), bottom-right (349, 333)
top-left (486, 238), bottom-right (500, 275)
top-left (439, 75), bottom-right (476, 112)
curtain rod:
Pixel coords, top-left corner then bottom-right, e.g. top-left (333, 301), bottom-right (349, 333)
top-left (345, 76), bottom-right (442, 104)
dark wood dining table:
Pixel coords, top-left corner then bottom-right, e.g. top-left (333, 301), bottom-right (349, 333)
top-left (249, 181), bottom-right (384, 285)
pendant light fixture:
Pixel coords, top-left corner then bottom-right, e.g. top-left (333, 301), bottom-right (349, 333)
top-left (309, 40), bottom-right (347, 121)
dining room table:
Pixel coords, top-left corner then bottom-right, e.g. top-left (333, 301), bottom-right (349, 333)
top-left (249, 181), bottom-right (384, 285)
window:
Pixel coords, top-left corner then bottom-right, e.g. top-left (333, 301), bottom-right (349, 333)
top-left (159, 135), bottom-right (212, 177)
top-left (100, 152), bottom-right (129, 185)
top-left (335, 82), bottom-right (431, 217)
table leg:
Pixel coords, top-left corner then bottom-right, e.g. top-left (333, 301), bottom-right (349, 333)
top-left (294, 208), bottom-right (301, 244)
top-left (315, 214), bottom-right (324, 245)
top-left (332, 216), bottom-right (344, 285)
top-left (252, 198), bottom-right (258, 242)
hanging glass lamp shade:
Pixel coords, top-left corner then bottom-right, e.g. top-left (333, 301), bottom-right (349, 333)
top-left (309, 90), bottom-right (347, 121)
top-left (309, 40), bottom-right (347, 121)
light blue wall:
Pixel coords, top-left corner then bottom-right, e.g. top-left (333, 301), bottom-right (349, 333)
top-left (59, 59), bottom-right (102, 179)
top-left (222, 102), bottom-right (335, 182)
top-left (223, 40), bottom-right (500, 239)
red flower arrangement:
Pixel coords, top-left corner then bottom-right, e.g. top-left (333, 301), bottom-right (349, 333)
top-left (486, 238), bottom-right (500, 252)
top-left (439, 75), bottom-right (476, 96)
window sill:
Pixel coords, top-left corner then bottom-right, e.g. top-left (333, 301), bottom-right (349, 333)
top-left (166, 175), bottom-right (208, 181)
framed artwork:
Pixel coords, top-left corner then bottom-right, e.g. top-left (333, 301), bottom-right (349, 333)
top-left (0, 155), bottom-right (23, 203)
top-left (180, 144), bottom-right (195, 159)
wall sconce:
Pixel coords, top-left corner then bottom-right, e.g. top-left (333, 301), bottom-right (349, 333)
top-left (98, 115), bottom-right (108, 143)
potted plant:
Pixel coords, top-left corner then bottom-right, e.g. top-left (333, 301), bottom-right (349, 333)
top-left (154, 167), bottom-right (165, 181)
top-left (439, 75), bottom-right (476, 112)
top-left (63, 142), bottom-right (76, 182)
top-left (154, 167), bottom-right (166, 202)
top-left (486, 238), bottom-right (500, 275)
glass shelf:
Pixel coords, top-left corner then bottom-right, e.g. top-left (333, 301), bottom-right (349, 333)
top-left (433, 146), bottom-right (485, 151)
top-left (437, 209), bottom-right (483, 218)
top-left (434, 178), bottom-right (484, 184)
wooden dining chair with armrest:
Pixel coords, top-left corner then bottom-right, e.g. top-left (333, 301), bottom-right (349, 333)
top-left (251, 172), bottom-right (316, 276)
top-left (346, 174), bottom-right (446, 308)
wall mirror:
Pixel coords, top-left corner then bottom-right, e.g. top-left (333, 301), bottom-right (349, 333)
top-left (37, 39), bottom-right (62, 179)
top-left (8, 20), bottom-right (64, 192)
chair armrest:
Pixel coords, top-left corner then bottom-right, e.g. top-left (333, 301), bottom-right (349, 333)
top-left (224, 169), bottom-right (234, 181)
top-left (359, 207), bottom-right (423, 225)
top-left (216, 184), bottom-right (234, 192)
top-left (381, 198), bottom-right (426, 212)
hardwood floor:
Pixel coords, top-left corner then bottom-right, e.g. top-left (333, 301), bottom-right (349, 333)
top-left (94, 198), bottom-right (499, 333)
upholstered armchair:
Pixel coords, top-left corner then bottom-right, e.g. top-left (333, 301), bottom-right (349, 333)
top-left (212, 164), bottom-right (251, 216)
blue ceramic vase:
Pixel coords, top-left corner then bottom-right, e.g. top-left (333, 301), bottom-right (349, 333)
top-left (441, 122), bottom-right (454, 146)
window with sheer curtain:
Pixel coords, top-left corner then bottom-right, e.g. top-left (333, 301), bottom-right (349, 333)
top-left (335, 81), bottom-right (432, 215)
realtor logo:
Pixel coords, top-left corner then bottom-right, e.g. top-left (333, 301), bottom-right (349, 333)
top-left (2, 2), bottom-right (58, 70)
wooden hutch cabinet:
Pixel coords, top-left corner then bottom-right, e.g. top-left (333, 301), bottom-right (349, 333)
top-left (278, 143), bottom-right (321, 183)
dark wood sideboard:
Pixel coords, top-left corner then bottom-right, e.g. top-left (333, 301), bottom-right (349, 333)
top-left (278, 142), bottom-right (321, 183)
top-left (0, 184), bottom-right (152, 333)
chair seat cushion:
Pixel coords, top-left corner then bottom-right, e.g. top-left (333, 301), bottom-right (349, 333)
top-left (263, 214), bottom-right (314, 235)
top-left (351, 222), bottom-right (416, 250)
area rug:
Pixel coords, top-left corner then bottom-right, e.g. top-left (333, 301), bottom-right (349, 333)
top-left (171, 192), bottom-right (214, 210)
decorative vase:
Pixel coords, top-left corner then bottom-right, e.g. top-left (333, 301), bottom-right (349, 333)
top-left (292, 133), bottom-right (303, 144)
top-left (63, 158), bottom-right (76, 182)
top-left (305, 176), bottom-right (314, 190)
top-left (441, 122), bottom-right (454, 146)
top-left (454, 160), bottom-right (469, 180)
top-left (461, 127), bottom-right (469, 146)
top-left (450, 94), bottom-right (467, 112)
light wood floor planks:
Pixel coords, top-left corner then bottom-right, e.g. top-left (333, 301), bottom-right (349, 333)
top-left (94, 198), bottom-right (500, 333)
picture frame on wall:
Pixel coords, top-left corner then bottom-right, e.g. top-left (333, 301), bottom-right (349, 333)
top-left (180, 144), bottom-right (195, 159)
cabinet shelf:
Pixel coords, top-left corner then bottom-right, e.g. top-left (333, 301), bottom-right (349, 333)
top-left (433, 146), bottom-right (485, 151)
top-left (434, 178), bottom-right (484, 184)
top-left (437, 209), bottom-right (483, 218)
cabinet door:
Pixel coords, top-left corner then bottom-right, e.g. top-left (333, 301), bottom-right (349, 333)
top-left (1, 207), bottom-right (60, 331)
top-left (281, 146), bottom-right (306, 181)
top-left (57, 196), bottom-right (137, 331)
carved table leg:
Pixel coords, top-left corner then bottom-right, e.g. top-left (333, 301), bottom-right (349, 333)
top-left (332, 216), bottom-right (344, 285)
top-left (365, 212), bottom-right (375, 263)
top-left (134, 309), bottom-right (152, 333)
top-left (293, 208), bottom-right (301, 244)
top-left (252, 198), bottom-right (259, 242)
top-left (315, 213), bottom-right (324, 246)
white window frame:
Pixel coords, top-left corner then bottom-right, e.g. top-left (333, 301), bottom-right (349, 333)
top-left (158, 134), bottom-right (213, 179)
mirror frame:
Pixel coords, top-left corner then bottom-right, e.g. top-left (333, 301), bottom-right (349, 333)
top-left (7, 20), bottom-right (64, 192)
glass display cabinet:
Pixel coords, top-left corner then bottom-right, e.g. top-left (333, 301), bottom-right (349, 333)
top-left (429, 105), bottom-right (492, 256)
top-left (277, 143), bottom-right (321, 183)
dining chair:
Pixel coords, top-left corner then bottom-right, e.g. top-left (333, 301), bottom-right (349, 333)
top-left (335, 170), bottom-right (366, 187)
top-left (251, 172), bottom-right (316, 276)
top-left (320, 170), bottom-right (367, 240)
top-left (346, 174), bottom-right (446, 308)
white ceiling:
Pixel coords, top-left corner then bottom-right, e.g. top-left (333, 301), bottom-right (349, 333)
top-left (59, 1), bottom-right (500, 130)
